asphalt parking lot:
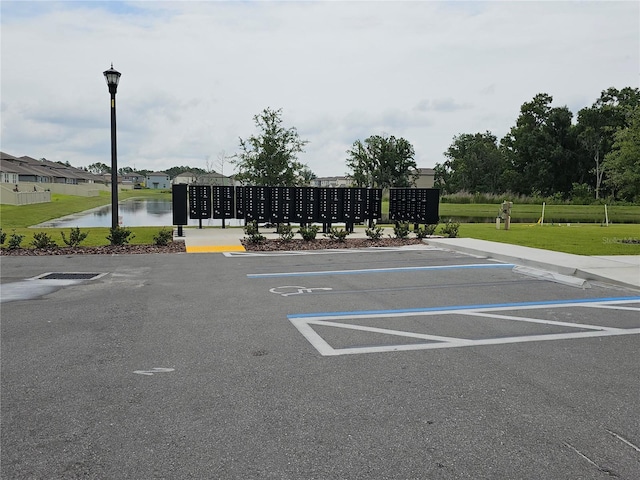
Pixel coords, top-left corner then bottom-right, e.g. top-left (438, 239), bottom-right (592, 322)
top-left (2, 246), bottom-right (639, 479)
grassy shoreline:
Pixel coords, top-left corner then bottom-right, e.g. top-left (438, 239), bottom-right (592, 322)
top-left (1, 193), bottom-right (638, 255)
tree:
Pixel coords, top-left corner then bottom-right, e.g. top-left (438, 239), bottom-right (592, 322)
top-left (501, 93), bottom-right (579, 196)
top-left (437, 131), bottom-right (505, 194)
top-left (232, 107), bottom-right (309, 186)
top-left (576, 87), bottom-right (640, 199)
top-left (87, 162), bottom-right (111, 174)
top-left (298, 166), bottom-right (317, 186)
top-left (346, 135), bottom-right (418, 189)
top-left (602, 106), bottom-right (640, 201)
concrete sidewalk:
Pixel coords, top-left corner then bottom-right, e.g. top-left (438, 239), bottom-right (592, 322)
top-left (427, 238), bottom-right (640, 290)
top-left (175, 227), bottom-right (639, 289)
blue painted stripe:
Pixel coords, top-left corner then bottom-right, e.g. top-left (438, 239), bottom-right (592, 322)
top-left (287, 296), bottom-right (640, 319)
top-left (248, 263), bottom-right (515, 278)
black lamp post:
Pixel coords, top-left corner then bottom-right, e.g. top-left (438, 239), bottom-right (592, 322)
top-left (103, 64), bottom-right (121, 230)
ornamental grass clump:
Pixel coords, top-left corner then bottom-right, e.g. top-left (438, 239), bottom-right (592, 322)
top-left (31, 232), bottom-right (57, 249)
top-left (61, 227), bottom-right (89, 247)
top-left (365, 225), bottom-right (384, 240)
top-left (298, 225), bottom-right (320, 241)
top-left (325, 227), bottom-right (349, 242)
top-left (244, 221), bottom-right (266, 244)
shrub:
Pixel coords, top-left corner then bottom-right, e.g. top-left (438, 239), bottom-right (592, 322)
top-left (31, 232), bottom-right (57, 249)
top-left (0, 228), bottom-right (6, 245)
top-left (153, 228), bottom-right (173, 246)
top-left (277, 224), bottom-right (294, 242)
top-left (325, 227), bottom-right (349, 242)
top-left (393, 222), bottom-right (410, 239)
top-left (415, 223), bottom-right (438, 239)
top-left (61, 227), bottom-right (89, 247)
top-left (107, 226), bottom-right (135, 245)
top-left (365, 225), bottom-right (384, 240)
top-left (440, 219), bottom-right (460, 238)
top-left (244, 221), bottom-right (266, 244)
top-left (298, 225), bottom-right (320, 241)
top-left (7, 230), bottom-right (24, 250)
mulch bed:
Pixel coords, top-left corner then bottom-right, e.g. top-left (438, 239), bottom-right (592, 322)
top-left (0, 242), bottom-right (187, 256)
top-left (0, 237), bottom-right (427, 255)
top-left (241, 237), bottom-right (425, 251)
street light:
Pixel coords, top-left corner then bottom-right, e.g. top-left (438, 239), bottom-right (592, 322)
top-left (103, 64), bottom-right (121, 230)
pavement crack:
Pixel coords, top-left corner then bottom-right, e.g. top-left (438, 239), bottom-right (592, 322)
top-left (563, 442), bottom-right (618, 477)
top-left (605, 428), bottom-right (640, 453)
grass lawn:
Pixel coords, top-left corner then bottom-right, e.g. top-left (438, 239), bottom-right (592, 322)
top-left (456, 222), bottom-right (640, 256)
top-left (0, 189), bottom-right (171, 229)
top-left (2, 192), bottom-right (639, 255)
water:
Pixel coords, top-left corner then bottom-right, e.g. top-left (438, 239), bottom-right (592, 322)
top-left (35, 199), bottom-right (244, 228)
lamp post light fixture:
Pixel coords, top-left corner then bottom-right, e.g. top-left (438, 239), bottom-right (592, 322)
top-left (103, 64), bottom-right (121, 230)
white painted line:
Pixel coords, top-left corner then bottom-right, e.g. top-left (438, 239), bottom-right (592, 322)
top-left (289, 298), bottom-right (640, 356)
top-left (463, 311), bottom-right (622, 332)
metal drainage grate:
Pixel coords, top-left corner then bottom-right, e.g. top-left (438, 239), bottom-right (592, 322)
top-left (37, 272), bottom-right (105, 281)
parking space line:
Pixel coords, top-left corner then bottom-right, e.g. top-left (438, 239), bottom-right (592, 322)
top-left (464, 311), bottom-right (623, 332)
top-left (248, 263), bottom-right (515, 278)
top-left (288, 297), bottom-right (640, 356)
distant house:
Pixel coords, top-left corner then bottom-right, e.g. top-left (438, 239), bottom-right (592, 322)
top-left (146, 172), bottom-right (171, 189)
top-left (311, 176), bottom-right (352, 188)
top-left (121, 173), bottom-right (145, 187)
top-left (172, 171), bottom-right (198, 185)
top-left (0, 151), bottom-right (104, 185)
top-left (413, 168), bottom-right (435, 188)
top-left (194, 172), bottom-right (234, 186)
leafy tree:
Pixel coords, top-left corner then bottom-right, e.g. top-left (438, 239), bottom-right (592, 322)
top-left (232, 107), bottom-right (309, 186)
top-left (87, 162), bottom-right (111, 174)
top-left (298, 166), bottom-right (317, 186)
top-left (346, 135), bottom-right (418, 189)
top-left (602, 106), bottom-right (640, 201)
top-left (437, 131), bottom-right (505, 194)
top-left (576, 87), bottom-right (640, 199)
top-left (501, 93), bottom-right (579, 196)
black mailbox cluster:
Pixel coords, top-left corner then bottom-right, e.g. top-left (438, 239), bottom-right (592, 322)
top-left (172, 185), bottom-right (440, 229)
top-left (389, 188), bottom-right (440, 224)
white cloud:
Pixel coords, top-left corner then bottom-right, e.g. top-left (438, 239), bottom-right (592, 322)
top-left (1, 1), bottom-right (638, 176)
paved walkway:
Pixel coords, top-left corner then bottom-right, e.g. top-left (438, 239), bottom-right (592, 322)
top-left (175, 227), bottom-right (640, 289)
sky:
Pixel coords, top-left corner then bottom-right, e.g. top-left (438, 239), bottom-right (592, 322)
top-left (1, 1), bottom-right (638, 178)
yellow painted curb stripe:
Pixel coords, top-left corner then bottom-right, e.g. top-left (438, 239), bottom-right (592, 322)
top-left (186, 245), bottom-right (246, 253)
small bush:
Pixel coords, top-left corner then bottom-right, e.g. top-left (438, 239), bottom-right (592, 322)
top-left (107, 226), bottom-right (135, 245)
top-left (393, 222), bottom-right (410, 239)
top-left (298, 225), bottom-right (320, 241)
top-left (0, 228), bottom-right (6, 245)
top-left (31, 232), bottom-right (57, 249)
top-left (244, 221), bottom-right (266, 244)
top-left (325, 227), bottom-right (349, 242)
top-left (153, 228), bottom-right (173, 246)
top-left (365, 225), bottom-right (384, 240)
top-left (440, 219), bottom-right (460, 238)
top-left (61, 227), bottom-right (88, 247)
top-left (277, 224), bottom-right (294, 242)
top-left (7, 230), bottom-right (24, 250)
top-left (415, 223), bottom-right (438, 239)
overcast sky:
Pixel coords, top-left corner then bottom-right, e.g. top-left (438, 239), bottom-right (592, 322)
top-left (1, 1), bottom-right (638, 177)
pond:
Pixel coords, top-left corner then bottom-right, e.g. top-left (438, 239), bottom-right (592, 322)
top-left (34, 199), bottom-right (244, 228)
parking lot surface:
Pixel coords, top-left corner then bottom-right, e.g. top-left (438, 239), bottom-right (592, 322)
top-left (2, 246), bottom-right (639, 479)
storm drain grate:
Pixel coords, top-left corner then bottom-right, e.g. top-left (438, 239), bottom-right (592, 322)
top-left (36, 272), bottom-right (105, 281)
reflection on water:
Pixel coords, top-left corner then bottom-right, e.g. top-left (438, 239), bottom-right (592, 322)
top-left (37, 199), bottom-right (244, 228)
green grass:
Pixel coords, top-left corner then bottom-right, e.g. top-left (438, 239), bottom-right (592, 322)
top-left (2, 193), bottom-right (638, 255)
top-left (439, 203), bottom-right (640, 223)
top-left (0, 189), bottom-right (171, 229)
top-left (379, 201), bottom-right (639, 224)
top-left (456, 223), bottom-right (640, 256)
top-left (1, 226), bottom-right (173, 248)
